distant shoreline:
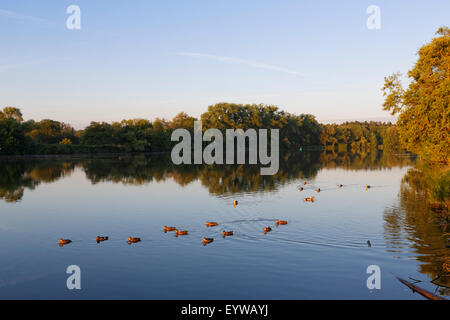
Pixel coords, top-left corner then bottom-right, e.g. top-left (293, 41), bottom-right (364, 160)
top-left (0, 151), bottom-right (171, 160)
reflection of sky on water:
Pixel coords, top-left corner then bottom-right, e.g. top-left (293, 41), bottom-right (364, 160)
top-left (0, 156), bottom-right (445, 299)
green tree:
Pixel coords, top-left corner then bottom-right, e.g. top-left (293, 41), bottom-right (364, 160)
top-left (113, 119), bottom-right (152, 152)
top-left (382, 27), bottom-right (450, 163)
top-left (200, 103), bottom-right (321, 149)
top-left (150, 118), bottom-right (171, 151)
top-left (81, 122), bottom-right (115, 145)
top-left (0, 118), bottom-right (31, 154)
top-left (320, 121), bottom-right (397, 153)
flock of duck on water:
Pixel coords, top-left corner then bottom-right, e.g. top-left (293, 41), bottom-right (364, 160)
top-left (58, 182), bottom-right (372, 247)
top-left (299, 181), bottom-right (371, 202)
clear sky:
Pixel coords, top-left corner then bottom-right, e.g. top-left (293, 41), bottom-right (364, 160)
top-left (0, 0), bottom-right (448, 128)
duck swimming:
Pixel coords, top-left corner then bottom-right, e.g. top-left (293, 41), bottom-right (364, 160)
top-left (338, 184), bottom-right (343, 188)
top-left (222, 230), bottom-right (233, 237)
top-left (59, 238), bottom-right (72, 246)
top-left (316, 188), bottom-right (320, 193)
top-left (163, 226), bottom-right (177, 232)
top-left (275, 219), bottom-right (288, 225)
top-left (96, 236), bottom-right (108, 243)
top-left (264, 227), bottom-right (272, 233)
top-left (304, 196), bottom-right (315, 202)
top-left (298, 187), bottom-right (304, 191)
top-left (365, 185), bottom-right (371, 190)
top-left (127, 236), bottom-right (141, 243)
top-left (175, 230), bottom-right (189, 236)
top-left (205, 222), bottom-right (219, 227)
top-left (233, 200), bottom-right (238, 207)
top-left (303, 181), bottom-right (307, 185)
top-left (202, 237), bottom-right (214, 245)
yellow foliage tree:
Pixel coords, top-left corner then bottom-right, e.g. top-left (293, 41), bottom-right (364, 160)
top-left (382, 27), bottom-right (450, 163)
top-left (59, 138), bottom-right (72, 145)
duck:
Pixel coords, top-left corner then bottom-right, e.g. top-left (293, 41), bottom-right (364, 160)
top-left (298, 187), bottom-right (304, 191)
top-left (175, 230), bottom-right (189, 236)
top-left (303, 181), bottom-right (307, 185)
top-left (264, 227), bottom-right (272, 233)
top-left (233, 200), bottom-right (238, 207)
top-left (365, 185), bottom-right (371, 190)
top-left (202, 237), bottom-right (214, 245)
top-left (205, 222), bottom-right (219, 227)
top-left (127, 236), bottom-right (141, 243)
top-left (304, 196), bottom-right (315, 202)
top-left (163, 226), bottom-right (177, 232)
top-left (367, 240), bottom-right (372, 247)
top-left (275, 219), bottom-right (288, 225)
top-left (338, 184), bottom-right (343, 188)
top-left (222, 230), bottom-right (234, 237)
top-left (316, 188), bottom-right (321, 193)
top-left (59, 238), bottom-right (72, 245)
top-left (96, 236), bottom-right (108, 243)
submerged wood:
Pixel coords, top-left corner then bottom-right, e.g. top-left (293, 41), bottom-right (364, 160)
top-left (396, 276), bottom-right (446, 300)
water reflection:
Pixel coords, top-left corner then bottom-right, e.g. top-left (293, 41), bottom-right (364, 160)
top-left (383, 164), bottom-right (450, 296)
top-left (0, 150), bottom-right (414, 202)
top-left (0, 159), bottom-right (75, 202)
top-left (1, 150), bottom-right (448, 299)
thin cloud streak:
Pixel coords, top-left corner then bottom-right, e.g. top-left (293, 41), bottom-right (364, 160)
top-left (177, 52), bottom-right (311, 76)
top-left (175, 52), bottom-right (361, 87)
top-left (0, 9), bottom-right (53, 25)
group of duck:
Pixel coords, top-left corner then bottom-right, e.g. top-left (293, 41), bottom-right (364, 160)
top-left (59, 182), bottom-right (373, 247)
top-left (299, 181), bottom-right (371, 202)
top-left (58, 199), bottom-right (288, 247)
top-left (165, 221), bottom-right (233, 246)
top-left (164, 218), bottom-right (288, 246)
top-left (58, 236), bottom-right (136, 246)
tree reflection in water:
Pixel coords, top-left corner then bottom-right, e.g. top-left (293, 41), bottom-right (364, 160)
top-left (1, 151), bottom-right (448, 295)
top-left (383, 162), bottom-right (449, 296)
top-left (0, 150), bottom-right (414, 201)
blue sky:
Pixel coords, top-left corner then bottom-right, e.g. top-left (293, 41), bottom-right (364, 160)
top-left (0, 0), bottom-right (448, 128)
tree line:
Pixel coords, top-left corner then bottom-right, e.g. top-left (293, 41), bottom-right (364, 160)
top-left (320, 121), bottom-right (399, 153)
top-left (0, 104), bottom-right (398, 155)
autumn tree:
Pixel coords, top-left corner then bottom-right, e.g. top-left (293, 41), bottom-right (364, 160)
top-left (0, 107), bottom-right (23, 122)
top-left (168, 112), bottom-right (197, 131)
top-left (26, 119), bottom-right (78, 144)
top-left (382, 27), bottom-right (450, 163)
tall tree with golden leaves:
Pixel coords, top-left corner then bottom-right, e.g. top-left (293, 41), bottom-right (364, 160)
top-left (382, 27), bottom-right (449, 163)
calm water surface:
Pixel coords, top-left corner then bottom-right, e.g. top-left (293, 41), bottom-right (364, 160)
top-left (0, 152), bottom-right (448, 299)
